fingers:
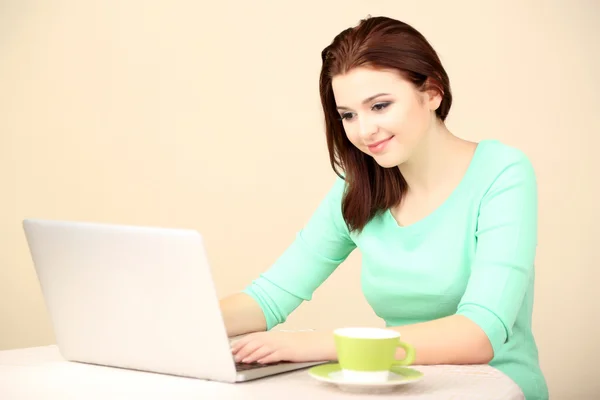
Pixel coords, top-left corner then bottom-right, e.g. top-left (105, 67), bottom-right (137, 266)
top-left (240, 345), bottom-right (276, 364)
top-left (230, 333), bottom-right (257, 354)
top-left (230, 332), bottom-right (290, 364)
top-left (230, 339), bottom-right (246, 355)
top-left (256, 350), bottom-right (284, 364)
top-left (233, 339), bottom-right (263, 362)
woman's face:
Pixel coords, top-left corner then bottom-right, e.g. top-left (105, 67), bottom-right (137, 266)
top-left (331, 66), bottom-right (441, 168)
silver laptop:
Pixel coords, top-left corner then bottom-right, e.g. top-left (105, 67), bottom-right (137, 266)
top-left (22, 218), bottom-right (324, 382)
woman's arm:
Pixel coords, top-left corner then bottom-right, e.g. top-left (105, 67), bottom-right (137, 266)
top-left (389, 315), bottom-right (493, 365)
top-left (220, 292), bottom-right (267, 338)
top-left (221, 177), bottom-right (357, 337)
top-left (231, 316), bottom-right (492, 365)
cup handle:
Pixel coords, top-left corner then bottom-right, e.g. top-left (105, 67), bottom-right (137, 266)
top-left (393, 340), bottom-right (415, 366)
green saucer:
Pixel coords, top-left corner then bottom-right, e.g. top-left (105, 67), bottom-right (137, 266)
top-left (308, 363), bottom-right (423, 393)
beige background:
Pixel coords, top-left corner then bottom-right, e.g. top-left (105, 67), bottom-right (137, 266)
top-left (1, 0), bottom-right (598, 398)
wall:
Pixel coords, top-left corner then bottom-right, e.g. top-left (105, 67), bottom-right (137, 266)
top-left (1, 1), bottom-right (598, 398)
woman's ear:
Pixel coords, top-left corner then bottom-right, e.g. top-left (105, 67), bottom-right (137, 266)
top-left (424, 78), bottom-right (443, 111)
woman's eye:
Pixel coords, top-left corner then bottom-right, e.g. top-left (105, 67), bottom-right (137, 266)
top-left (372, 102), bottom-right (391, 111)
top-left (339, 103), bottom-right (389, 121)
top-left (340, 112), bottom-right (355, 121)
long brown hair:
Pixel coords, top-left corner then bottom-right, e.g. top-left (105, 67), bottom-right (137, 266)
top-left (319, 16), bottom-right (452, 233)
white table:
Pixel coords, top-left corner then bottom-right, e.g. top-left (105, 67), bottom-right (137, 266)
top-left (0, 345), bottom-right (524, 399)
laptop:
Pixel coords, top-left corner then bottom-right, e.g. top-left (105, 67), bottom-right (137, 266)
top-left (22, 218), bottom-right (324, 382)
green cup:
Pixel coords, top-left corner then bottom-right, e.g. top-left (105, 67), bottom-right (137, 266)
top-left (333, 327), bottom-right (415, 382)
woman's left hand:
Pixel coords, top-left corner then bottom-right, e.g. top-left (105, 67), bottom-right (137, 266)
top-left (230, 330), bottom-right (336, 364)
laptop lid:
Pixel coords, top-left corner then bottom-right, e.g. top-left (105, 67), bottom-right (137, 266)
top-left (22, 219), bottom-right (240, 382)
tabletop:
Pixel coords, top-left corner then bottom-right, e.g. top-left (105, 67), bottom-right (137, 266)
top-left (0, 345), bottom-right (524, 399)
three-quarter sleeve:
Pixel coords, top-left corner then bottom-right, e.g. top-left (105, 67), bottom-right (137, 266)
top-left (243, 177), bottom-right (357, 330)
top-left (456, 152), bottom-right (538, 356)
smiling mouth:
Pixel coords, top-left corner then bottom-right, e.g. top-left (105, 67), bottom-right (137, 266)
top-left (366, 136), bottom-right (394, 153)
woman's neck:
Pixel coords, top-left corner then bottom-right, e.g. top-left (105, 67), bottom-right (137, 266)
top-left (398, 121), bottom-right (475, 196)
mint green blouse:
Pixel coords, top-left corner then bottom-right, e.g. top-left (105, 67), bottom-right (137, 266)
top-left (244, 139), bottom-right (548, 400)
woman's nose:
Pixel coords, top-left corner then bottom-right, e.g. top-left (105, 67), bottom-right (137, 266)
top-left (357, 115), bottom-right (378, 139)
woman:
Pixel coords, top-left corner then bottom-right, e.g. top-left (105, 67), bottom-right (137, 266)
top-left (220, 16), bottom-right (548, 400)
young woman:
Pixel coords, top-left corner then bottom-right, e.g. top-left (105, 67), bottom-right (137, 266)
top-left (220, 16), bottom-right (548, 400)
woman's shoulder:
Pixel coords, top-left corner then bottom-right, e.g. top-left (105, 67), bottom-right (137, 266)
top-left (472, 139), bottom-right (536, 179)
top-left (468, 139), bottom-right (537, 195)
top-left (476, 139), bottom-right (534, 167)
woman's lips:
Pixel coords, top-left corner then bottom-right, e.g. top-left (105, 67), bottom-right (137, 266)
top-left (367, 136), bottom-right (394, 154)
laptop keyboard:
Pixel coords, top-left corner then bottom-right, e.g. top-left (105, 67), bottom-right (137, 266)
top-left (235, 361), bottom-right (290, 371)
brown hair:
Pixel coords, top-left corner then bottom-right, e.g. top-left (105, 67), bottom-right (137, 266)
top-left (319, 16), bottom-right (452, 232)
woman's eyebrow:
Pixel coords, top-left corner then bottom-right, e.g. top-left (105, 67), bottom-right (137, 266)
top-left (336, 93), bottom-right (391, 110)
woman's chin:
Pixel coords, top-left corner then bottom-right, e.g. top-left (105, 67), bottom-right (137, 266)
top-left (372, 154), bottom-right (403, 169)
